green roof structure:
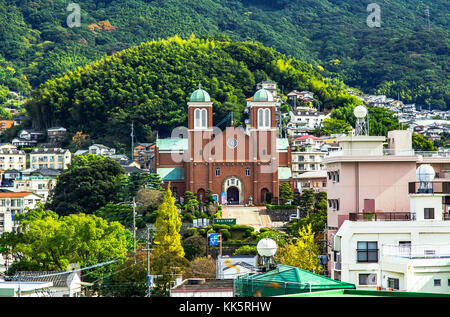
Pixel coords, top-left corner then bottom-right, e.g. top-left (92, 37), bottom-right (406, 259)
top-left (233, 264), bottom-right (355, 297)
top-left (278, 167), bottom-right (291, 180)
top-left (190, 88), bottom-right (211, 102)
top-left (156, 138), bottom-right (188, 152)
top-left (276, 138), bottom-right (289, 151)
top-left (157, 167), bottom-right (185, 181)
top-left (253, 88), bottom-right (274, 102)
top-left (279, 289), bottom-right (450, 297)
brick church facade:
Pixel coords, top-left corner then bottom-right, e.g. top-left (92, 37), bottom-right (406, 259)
top-left (155, 87), bottom-right (293, 205)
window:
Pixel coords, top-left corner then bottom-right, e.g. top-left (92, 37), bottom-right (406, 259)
top-left (357, 241), bottom-right (378, 263)
top-left (194, 108), bottom-right (207, 129)
top-left (424, 208), bottom-right (435, 219)
top-left (215, 168), bottom-right (220, 176)
top-left (298, 155), bottom-right (304, 161)
top-left (258, 108), bottom-right (271, 129)
top-left (245, 168), bottom-right (250, 176)
top-left (388, 278), bottom-right (400, 290)
top-left (358, 273), bottom-right (377, 286)
top-left (434, 279), bottom-right (441, 287)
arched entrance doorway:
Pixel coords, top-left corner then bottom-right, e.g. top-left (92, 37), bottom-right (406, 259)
top-left (261, 188), bottom-right (269, 203)
top-left (227, 186), bottom-right (239, 205)
top-left (197, 188), bottom-right (206, 203)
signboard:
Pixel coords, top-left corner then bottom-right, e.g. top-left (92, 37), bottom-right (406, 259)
top-left (212, 194), bottom-right (218, 203)
top-left (221, 192), bottom-right (226, 204)
top-left (213, 218), bottom-right (237, 225)
top-left (209, 233), bottom-right (219, 246)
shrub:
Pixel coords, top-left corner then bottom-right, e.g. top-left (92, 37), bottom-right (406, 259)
top-left (183, 227), bottom-right (197, 238)
top-left (213, 224), bottom-right (231, 231)
top-left (233, 245), bottom-right (257, 255)
top-left (218, 229), bottom-right (231, 241)
top-left (182, 235), bottom-right (207, 260)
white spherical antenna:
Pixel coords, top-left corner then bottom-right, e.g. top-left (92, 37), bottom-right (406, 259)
top-left (354, 105), bottom-right (368, 118)
top-left (257, 238), bottom-right (278, 257)
top-left (416, 164), bottom-right (435, 182)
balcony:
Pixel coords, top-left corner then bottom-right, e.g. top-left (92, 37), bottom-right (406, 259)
top-left (383, 244), bottom-right (450, 259)
top-left (349, 212), bottom-right (416, 222)
top-left (325, 149), bottom-right (450, 158)
top-left (408, 181), bottom-right (450, 194)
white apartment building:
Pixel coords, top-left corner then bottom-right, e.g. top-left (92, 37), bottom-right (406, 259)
top-left (287, 108), bottom-right (327, 137)
top-left (88, 144), bottom-right (116, 156)
top-left (0, 148), bottom-right (26, 171)
top-left (332, 166), bottom-right (450, 293)
top-left (13, 176), bottom-right (57, 202)
top-left (0, 192), bottom-right (43, 234)
top-left (29, 148), bottom-right (71, 170)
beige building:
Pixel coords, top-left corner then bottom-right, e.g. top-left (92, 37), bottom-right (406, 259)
top-left (30, 148), bottom-right (71, 170)
top-left (13, 176), bottom-right (57, 202)
top-left (0, 148), bottom-right (26, 171)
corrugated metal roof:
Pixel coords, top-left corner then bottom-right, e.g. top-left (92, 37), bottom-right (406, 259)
top-left (157, 167), bottom-right (185, 181)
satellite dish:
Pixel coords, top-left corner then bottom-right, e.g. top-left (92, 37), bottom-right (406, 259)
top-left (416, 164), bottom-right (435, 182)
top-left (257, 238), bottom-right (278, 257)
top-left (353, 105), bottom-right (368, 119)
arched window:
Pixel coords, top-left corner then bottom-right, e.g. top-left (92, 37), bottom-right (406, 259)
top-left (258, 108), bottom-right (271, 129)
top-left (194, 108), bottom-right (207, 129)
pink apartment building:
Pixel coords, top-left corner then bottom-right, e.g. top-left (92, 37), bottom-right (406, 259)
top-left (323, 130), bottom-right (450, 278)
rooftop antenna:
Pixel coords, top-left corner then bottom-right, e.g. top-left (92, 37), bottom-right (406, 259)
top-left (354, 105), bottom-right (368, 136)
top-left (425, 9), bottom-right (430, 32)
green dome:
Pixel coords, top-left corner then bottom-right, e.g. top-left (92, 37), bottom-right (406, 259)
top-left (190, 88), bottom-right (211, 102)
top-left (253, 88), bottom-right (274, 102)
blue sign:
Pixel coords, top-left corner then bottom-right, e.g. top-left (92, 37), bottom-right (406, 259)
top-left (209, 233), bottom-right (219, 246)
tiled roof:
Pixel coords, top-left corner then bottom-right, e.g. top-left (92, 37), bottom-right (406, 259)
top-left (10, 271), bottom-right (80, 288)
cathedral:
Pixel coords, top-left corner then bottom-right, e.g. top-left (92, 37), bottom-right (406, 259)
top-left (155, 87), bottom-right (293, 205)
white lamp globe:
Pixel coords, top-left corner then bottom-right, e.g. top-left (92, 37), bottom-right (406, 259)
top-left (257, 238), bottom-right (278, 257)
top-left (416, 164), bottom-right (435, 182)
top-left (353, 105), bottom-right (368, 118)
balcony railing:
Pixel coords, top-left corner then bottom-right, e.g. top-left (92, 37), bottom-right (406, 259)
top-left (383, 244), bottom-right (450, 259)
top-left (349, 212), bottom-right (416, 222)
top-left (408, 181), bottom-right (450, 194)
top-left (325, 149), bottom-right (450, 158)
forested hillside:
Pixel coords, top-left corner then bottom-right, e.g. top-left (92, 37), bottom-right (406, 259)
top-left (0, 0), bottom-right (448, 109)
top-left (25, 36), bottom-right (366, 147)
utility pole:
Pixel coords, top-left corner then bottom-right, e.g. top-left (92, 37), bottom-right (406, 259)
top-left (133, 196), bottom-right (136, 253)
top-left (131, 120), bottom-right (134, 161)
top-left (146, 226), bottom-right (151, 297)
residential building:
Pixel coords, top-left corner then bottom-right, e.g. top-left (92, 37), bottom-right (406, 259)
top-left (332, 170), bottom-right (450, 293)
top-left (19, 129), bottom-right (45, 141)
top-left (13, 176), bottom-right (57, 202)
top-left (134, 143), bottom-right (156, 171)
top-left (286, 108), bottom-right (327, 137)
top-left (88, 144), bottom-right (116, 156)
top-left (295, 170), bottom-right (327, 193)
top-left (323, 130), bottom-right (450, 279)
top-left (0, 148), bottom-right (26, 171)
top-left (256, 81), bottom-right (278, 100)
top-left (0, 169), bottom-right (22, 188)
top-left (29, 148), bottom-right (71, 170)
top-left (12, 138), bottom-right (37, 147)
top-left (155, 87), bottom-right (293, 205)
top-left (287, 90), bottom-right (315, 107)
top-left (9, 271), bottom-right (84, 297)
top-left (0, 121), bottom-right (13, 134)
top-left (0, 192), bottom-right (43, 234)
top-left (47, 127), bottom-right (67, 143)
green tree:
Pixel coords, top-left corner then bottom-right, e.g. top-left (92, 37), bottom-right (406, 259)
top-left (412, 133), bottom-right (437, 151)
top-left (47, 155), bottom-right (125, 215)
top-left (153, 185), bottom-right (184, 257)
top-left (275, 224), bottom-right (323, 273)
top-left (147, 173), bottom-right (163, 190)
top-left (320, 117), bottom-right (352, 136)
top-left (279, 183), bottom-right (293, 205)
top-left (2, 205), bottom-right (128, 274)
